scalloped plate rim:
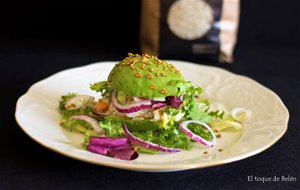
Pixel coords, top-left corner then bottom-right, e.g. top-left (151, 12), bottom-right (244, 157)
top-left (15, 60), bottom-right (289, 172)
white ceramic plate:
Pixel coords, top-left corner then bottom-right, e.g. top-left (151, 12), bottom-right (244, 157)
top-left (15, 61), bottom-right (289, 172)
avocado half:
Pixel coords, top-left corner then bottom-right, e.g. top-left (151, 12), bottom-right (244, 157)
top-left (108, 53), bottom-right (185, 99)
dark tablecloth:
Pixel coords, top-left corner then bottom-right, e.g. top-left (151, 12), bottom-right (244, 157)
top-left (0, 40), bottom-right (299, 189)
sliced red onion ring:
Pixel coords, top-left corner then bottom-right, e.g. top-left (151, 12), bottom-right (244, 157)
top-left (122, 124), bottom-right (181, 153)
top-left (179, 120), bottom-right (216, 147)
top-left (65, 95), bottom-right (94, 110)
top-left (111, 91), bottom-right (153, 113)
top-left (92, 112), bottom-right (112, 117)
top-left (70, 115), bottom-right (104, 135)
top-left (133, 97), bottom-right (145, 102)
top-left (125, 109), bottom-right (152, 118)
top-left (152, 97), bottom-right (166, 102)
top-left (152, 102), bottom-right (167, 110)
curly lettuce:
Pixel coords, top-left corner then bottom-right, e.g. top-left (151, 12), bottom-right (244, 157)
top-left (59, 93), bottom-right (98, 136)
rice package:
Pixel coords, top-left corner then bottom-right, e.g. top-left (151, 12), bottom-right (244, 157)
top-left (140, 0), bottom-right (240, 63)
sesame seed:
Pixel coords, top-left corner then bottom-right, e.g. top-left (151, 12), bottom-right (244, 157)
top-left (216, 134), bottom-right (221, 138)
top-left (150, 84), bottom-right (156, 90)
top-left (203, 151), bottom-right (208, 154)
top-left (218, 148), bottom-right (223, 152)
top-left (144, 54), bottom-right (150, 58)
top-left (142, 57), bottom-right (147, 63)
top-left (130, 64), bottom-right (135, 70)
top-left (135, 72), bottom-right (142, 77)
top-left (139, 64), bottom-right (146, 70)
top-left (160, 73), bottom-right (167, 77)
top-left (146, 73), bottom-right (153, 79)
top-left (128, 53), bottom-right (134, 57)
top-left (160, 88), bottom-right (167, 94)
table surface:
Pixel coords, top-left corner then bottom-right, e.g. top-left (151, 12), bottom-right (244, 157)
top-left (0, 41), bottom-right (299, 190)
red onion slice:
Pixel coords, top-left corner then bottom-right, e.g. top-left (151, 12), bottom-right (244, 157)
top-left (111, 91), bottom-right (153, 113)
top-left (152, 97), bottom-right (166, 102)
top-left (125, 109), bottom-right (152, 118)
top-left (122, 124), bottom-right (181, 153)
top-left (92, 112), bottom-right (112, 117)
top-left (70, 115), bottom-right (105, 135)
top-left (151, 102), bottom-right (167, 110)
top-left (179, 120), bottom-right (216, 147)
top-left (65, 95), bottom-right (94, 110)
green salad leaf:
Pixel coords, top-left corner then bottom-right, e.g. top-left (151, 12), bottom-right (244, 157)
top-left (209, 115), bottom-right (242, 131)
top-left (58, 93), bottom-right (98, 136)
top-left (99, 118), bottom-right (124, 137)
top-left (59, 93), bottom-right (94, 118)
top-left (90, 81), bottom-right (111, 96)
top-left (187, 123), bottom-right (213, 141)
top-left (132, 127), bottom-right (193, 150)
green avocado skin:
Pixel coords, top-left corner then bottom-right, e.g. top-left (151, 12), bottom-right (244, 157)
top-left (108, 54), bottom-right (185, 98)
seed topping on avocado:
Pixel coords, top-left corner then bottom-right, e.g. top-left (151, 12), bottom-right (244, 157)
top-left (135, 72), bottom-right (142, 78)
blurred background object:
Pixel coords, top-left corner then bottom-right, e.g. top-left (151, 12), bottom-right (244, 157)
top-left (140, 0), bottom-right (240, 63)
top-left (0, 0), bottom-right (298, 60)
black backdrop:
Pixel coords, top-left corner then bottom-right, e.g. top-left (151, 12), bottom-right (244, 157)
top-left (0, 1), bottom-right (299, 49)
top-left (0, 1), bottom-right (299, 190)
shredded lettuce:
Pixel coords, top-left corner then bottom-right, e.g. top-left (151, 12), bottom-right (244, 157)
top-left (99, 119), bottom-right (124, 137)
top-left (59, 93), bottom-right (94, 118)
top-left (98, 116), bottom-right (194, 150)
top-left (161, 107), bottom-right (184, 129)
top-left (209, 115), bottom-right (242, 131)
top-left (132, 128), bottom-right (193, 150)
top-left (59, 93), bottom-right (98, 136)
top-left (58, 80), bottom-right (244, 155)
top-left (90, 81), bottom-right (111, 96)
top-left (187, 123), bottom-right (213, 141)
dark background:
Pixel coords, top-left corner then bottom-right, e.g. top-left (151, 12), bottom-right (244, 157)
top-left (1, 0), bottom-right (299, 190)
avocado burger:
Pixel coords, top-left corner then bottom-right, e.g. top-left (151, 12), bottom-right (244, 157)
top-left (59, 53), bottom-right (246, 159)
top-left (88, 53), bottom-right (217, 151)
